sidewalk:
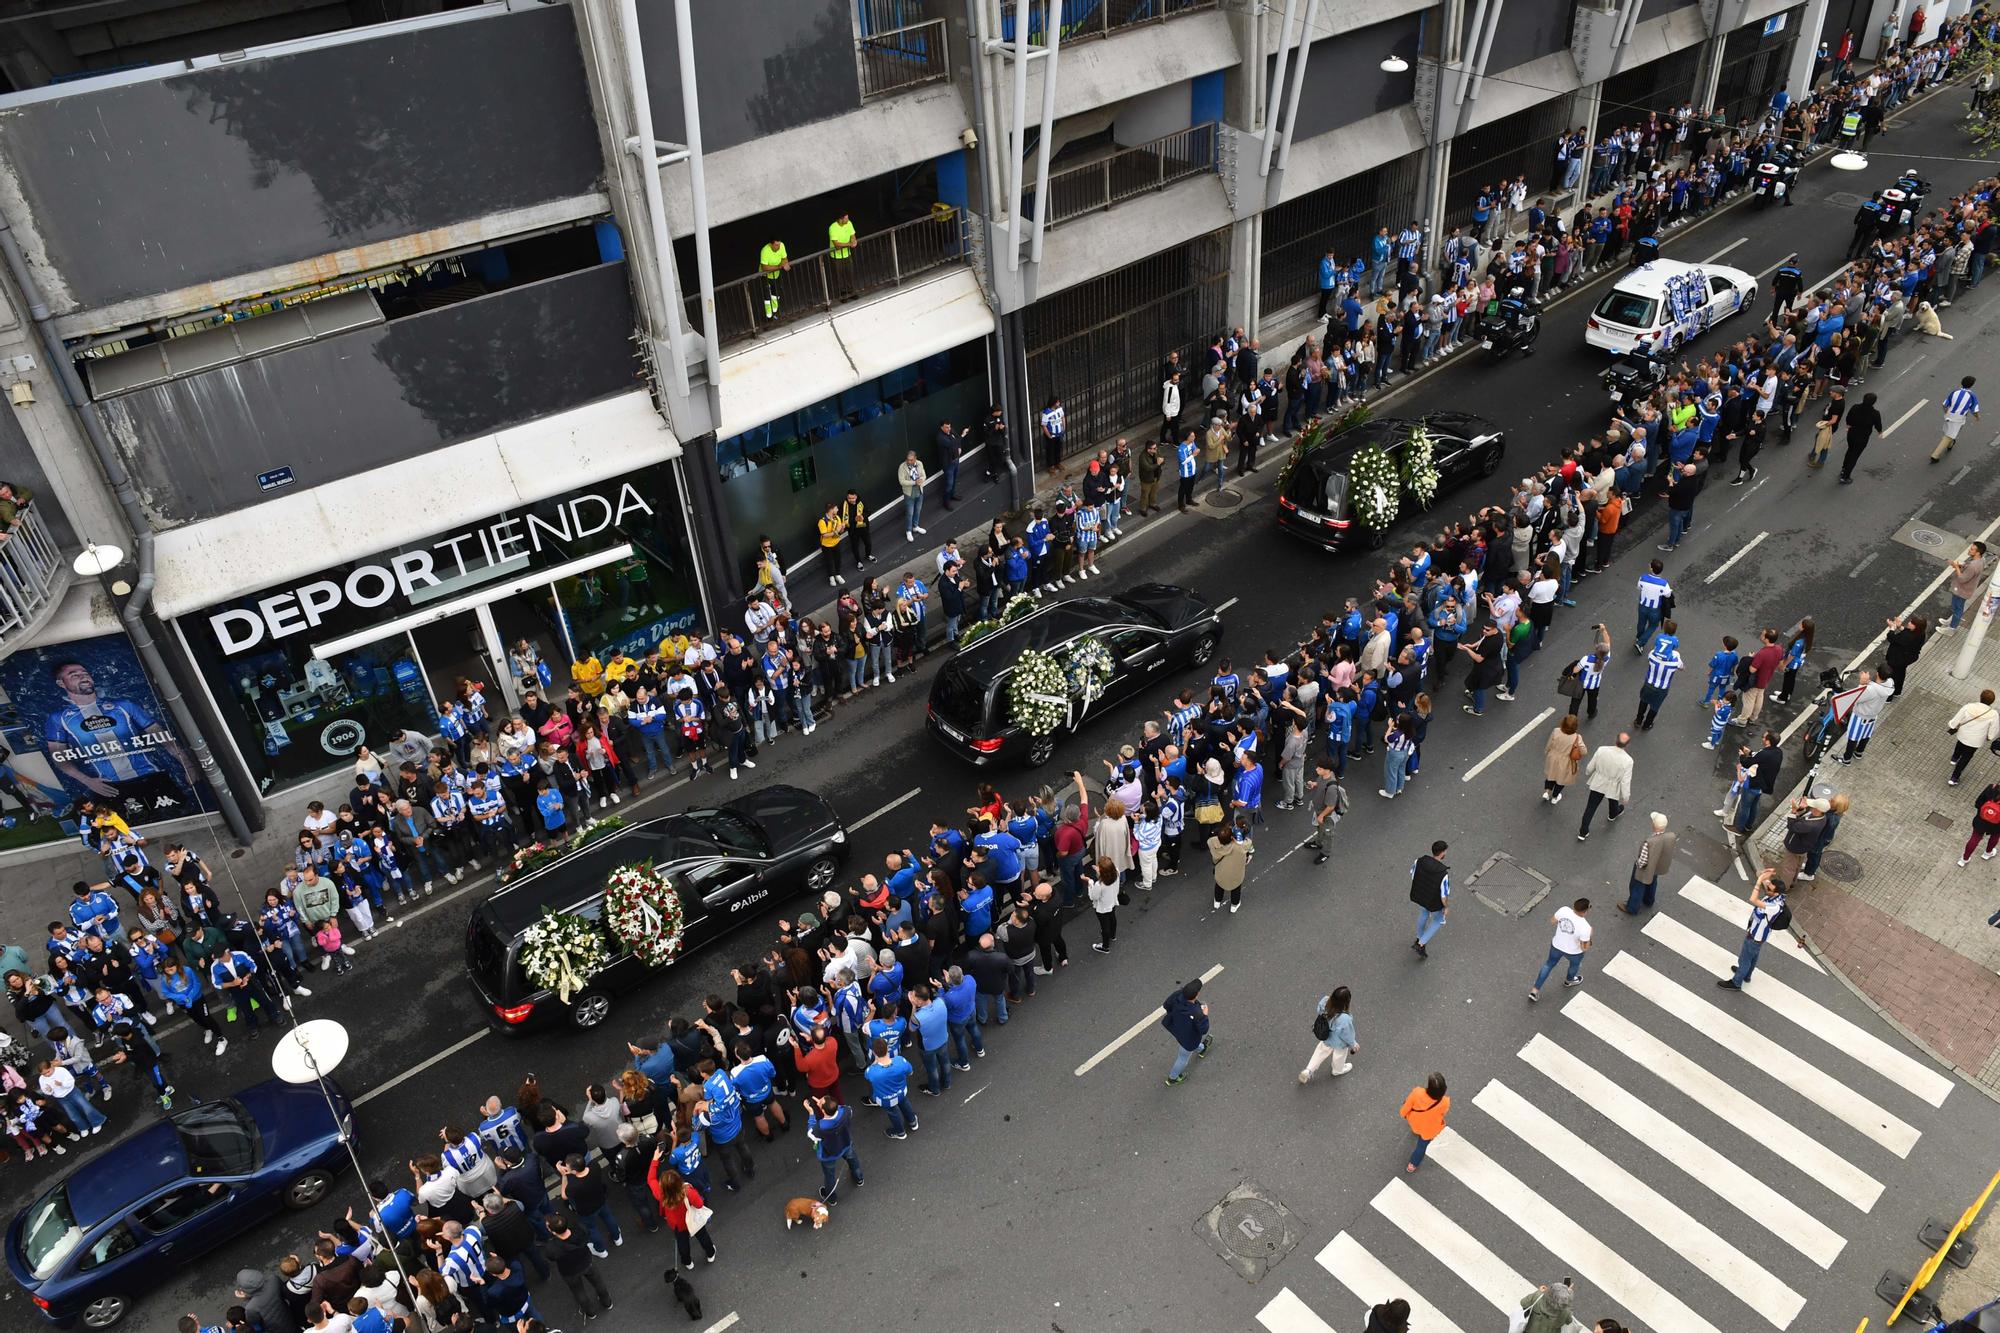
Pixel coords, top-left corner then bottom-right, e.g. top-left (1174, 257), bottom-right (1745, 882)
top-left (1754, 617), bottom-right (2000, 1102)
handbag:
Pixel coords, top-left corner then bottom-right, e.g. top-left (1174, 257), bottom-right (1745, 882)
top-left (630, 1111), bottom-right (659, 1138)
top-left (1556, 664), bottom-right (1585, 700)
top-left (1193, 798), bottom-right (1224, 826)
top-left (685, 1202), bottom-right (713, 1235)
top-left (154, 926), bottom-right (179, 946)
top-left (1311, 1007), bottom-right (1332, 1042)
top-left (1507, 1308), bottom-right (1532, 1333)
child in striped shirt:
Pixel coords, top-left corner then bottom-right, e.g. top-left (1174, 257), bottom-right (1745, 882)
top-left (1133, 801), bottom-right (1163, 890)
top-left (1704, 692), bottom-right (1737, 750)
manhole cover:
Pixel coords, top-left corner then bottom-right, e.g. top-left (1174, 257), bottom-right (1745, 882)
top-left (1205, 488), bottom-right (1246, 510)
top-left (1466, 851), bottom-right (1555, 917)
top-left (1817, 849), bottom-right (1863, 881)
top-left (1895, 520), bottom-right (1969, 563)
top-left (1826, 190), bottom-right (1865, 207)
top-left (1927, 810), bottom-right (1955, 830)
top-left (1194, 1181), bottom-right (1302, 1282)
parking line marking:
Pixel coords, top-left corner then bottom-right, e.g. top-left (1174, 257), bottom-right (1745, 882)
top-left (1461, 707), bottom-right (1554, 784)
top-left (703, 1315), bottom-right (741, 1333)
top-left (1217, 596), bottom-right (1241, 613)
top-left (1074, 962), bottom-right (1225, 1076)
top-left (1952, 464), bottom-right (1973, 484)
top-left (1883, 400), bottom-right (1926, 436)
top-left (1701, 236), bottom-right (1748, 263)
top-left (1848, 552), bottom-right (1878, 579)
top-left (354, 1029), bottom-right (489, 1107)
top-left (1705, 531), bottom-right (1768, 584)
top-left (851, 786), bottom-right (921, 832)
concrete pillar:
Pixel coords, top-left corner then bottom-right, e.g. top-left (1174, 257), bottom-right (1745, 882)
top-left (1228, 216), bottom-right (1260, 337)
top-left (1697, 32), bottom-right (1728, 113)
top-left (1788, 0), bottom-right (1834, 92)
top-left (1860, 0), bottom-right (1901, 60)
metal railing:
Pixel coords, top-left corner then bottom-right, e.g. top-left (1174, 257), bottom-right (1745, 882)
top-left (858, 18), bottom-right (951, 99)
top-left (1002, 0), bottom-right (1219, 45)
top-left (700, 211), bottom-right (969, 346)
top-left (0, 503), bottom-right (66, 651)
top-left (1030, 122), bottom-right (1218, 227)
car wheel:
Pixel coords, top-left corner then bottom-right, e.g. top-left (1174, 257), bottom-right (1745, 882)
top-left (1024, 732), bottom-right (1060, 767)
top-left (1190, 634), bottom-right (1218, 667)
top-left (285, 1168), bottom-right (334, 1210)
top-left (81, 1294), bottom-right (128, 1328)
top-left (1480, 446), bottom-right (1502, 477)
top-left (570, 990), bottom-right (612, 1030)
top-left (805, 855), bottom-right (840, 892)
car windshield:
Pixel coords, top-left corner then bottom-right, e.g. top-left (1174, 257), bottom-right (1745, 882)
top-left (20, 1187), bottom-right (83, 1279)
top-left (1595, 290), bottom-right (1658, 328)
top-left (174, 1100), bottom-right (260, 1177)
top-left (683, 809), bottom-right (769, 858)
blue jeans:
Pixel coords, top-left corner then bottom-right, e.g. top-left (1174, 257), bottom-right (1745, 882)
top-left (1971, 251), bottom-right (1988, 288)
top-left (1468, 687), bottom-right (1486, 714)
top-left (948, 1018), bottom-right (983, 1061)
top-left (1383, 748), bottom-right (1409, 795)
top-left (623, 1181), bottom-right (662, 1234)
top-left (941, 461), bottom-right (958, 501)
top-left (1666, 507), bottom-right (1690, 548)
top-left (577, 1203), bottom-right (622, 1250)
top-left (795, 689), bottom-right (816, 731)
top-left (1504, 646), bottom-right (1522, 694)
top-left (280, 932), bottom-right (310, 971)
top-left (817, 1147), bottom-right (864, 1193)
top-left (920, 1045), bottom-right (952, 1093)
top-left (1104, 500), bottom-right (1122, 534)
top-left (1728, 935), bottom-right (1764, 985)
top-left (639, 729), bottom-right (674, 776)
top-left (902, 492), bottom-right (923, 534)
top-left (976, 990), bottom-right (1010, 1024)
top-left (57, 1089), bottom-right (105, 1134)
top-left (1533, 945), bottom-right (1585, 991)
top-left (1624, 873), bottom-right (1657, 915)
top-left (881, 1094), bottom-right (917, 1135)
top-left (865, 643), bottom-right (887, 683)
top-left (1635, 605), bottom-right (1662, 651)
top-left (405, 840), bottom-right (447, 885)
top-left (847, 658), bottom-right (867, 692)
top-left (1733, 787), bottom-right (1764, 834)
top-left (1169, 1041), bottom-right (1199, 1079)
top-left (1371, 259), bottom-right (1390, 294)
top-left (1409, 1133), bottom-right (1432, 1168)
top-left (1415, 907), bottom-right (1447, 946)
top-left (1951, 594), bottom-right (1968, 628)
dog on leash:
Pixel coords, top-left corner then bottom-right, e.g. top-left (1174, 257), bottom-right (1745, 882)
top-left (785, 1196), bottom-right (832, 1229)
top-left (666, 1272), bottom-right (702, 1321)
top-left (1916, 300), bottom-right (1955, 339)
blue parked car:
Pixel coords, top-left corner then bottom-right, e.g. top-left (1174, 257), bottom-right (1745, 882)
top-left (6, 1078), bottom-right (354, 1328)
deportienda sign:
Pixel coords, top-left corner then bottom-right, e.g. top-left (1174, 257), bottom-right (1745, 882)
top-left (207, 484), bottom-right (655, 656)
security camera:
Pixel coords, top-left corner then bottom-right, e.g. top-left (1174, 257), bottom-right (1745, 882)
top-left (960, 127), bottom-right (978, 150)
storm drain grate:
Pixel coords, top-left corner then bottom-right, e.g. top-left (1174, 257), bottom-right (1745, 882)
top-left (1466, 851), bottom-right (1555, 918)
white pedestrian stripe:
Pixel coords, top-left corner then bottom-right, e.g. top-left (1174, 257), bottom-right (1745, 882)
top-left (1678, 877), bottom-right (1825, 972)
top-left (1256, 1288), bottom-right (1337, 1333)
top-left (1642, 914), bottom-right (1954, 1107)
top-left (1562, 991), bottom-right (1883, 1210)
top-left (1472, 1080), bottom-right (1807, 1328)
top-left (1369, 1177), bottom-right (1529, 1316)
top-left (1316, 1232), bottom-right (1469, 1333)
top-left (1605, 954), bottom-right (1922, 1156)
top-left (1429, 1129), bottom-right (1725, 1333)
top-left (1519, 1033), bottom-right (1846, 1269)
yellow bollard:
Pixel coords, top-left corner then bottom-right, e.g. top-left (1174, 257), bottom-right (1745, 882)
top-left (1889, 1166), bottom-right (2000, 1324)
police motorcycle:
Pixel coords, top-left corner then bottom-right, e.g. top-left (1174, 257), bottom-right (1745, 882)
top-left (1602, 347), bottom-right (1668, 405)
top-left (1875, 173), bottom-right (1931, 232)
top-left (1751, 144), bottom-right (1800, 207)
top-left (1476, 286), bottom-right (1541, 360)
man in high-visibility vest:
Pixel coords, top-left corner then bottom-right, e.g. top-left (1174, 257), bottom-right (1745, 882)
top-left (828, 213), bottom-right (857, 302)
top-left (1838, 106), bottom-right (1862, 145)
top-left (759, 237), bottom-right (789, 321)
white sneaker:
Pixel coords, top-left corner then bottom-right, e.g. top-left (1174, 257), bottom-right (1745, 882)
top-left (915, 525), bottom-right (927, 534)
top-left (448, 869), bottom-right (462, 884)
top-left (320, 956), bottom-right (331, 971)
top-left (598, 797), bottom-right (608, 809)
top-left (293, 985), bottom-right (313, 998)
top-left (423, 880), bottom-right (435, 894)
top-left (906, 532), bottom-right (915, 543)
top-left (215, 1038), bottom-right (229, 1058)
top-left (140, 1012), bottom-right (157, 1026)
top-left (744, 759), bottom-right (758, 769)
top-left (468, 859), bottom-right (482, 871)
top-left (610, 792), bottom-right (622, 804)
top-left (1229, 902), bottom-right (1241, 914)
top-left (90, 1124), bottom-right (103, 1134)
top-left (203, 1028), bottom-right (215, 1045)
top-left (885, 671), bottom-right (896, 683)
top-left (1985, 850), bottom-right (1998, 861)
top-left (1961, 857), bottom-right (1973, 867)
top-left (340, 945), bottom-right (357, 956)
top-left (730, 768), bottom-right (739, 780)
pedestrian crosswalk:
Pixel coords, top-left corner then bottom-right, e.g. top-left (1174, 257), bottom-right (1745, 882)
top-left (1254, 874), bottom-right (1955, 1333)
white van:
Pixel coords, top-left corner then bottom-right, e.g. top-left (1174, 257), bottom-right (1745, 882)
top-left (1584, 257), bottom-right (1758, 354)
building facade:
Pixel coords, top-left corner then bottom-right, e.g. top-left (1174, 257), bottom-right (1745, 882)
top-left (0, 0), bottom-right (1969, 844)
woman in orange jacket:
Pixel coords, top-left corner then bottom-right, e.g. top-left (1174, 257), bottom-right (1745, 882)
top-left (1398, 1072), bottom-right (1449, 1173)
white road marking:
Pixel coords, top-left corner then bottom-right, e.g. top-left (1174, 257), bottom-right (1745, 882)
top-left (962, 1083), bottom-right (989, 1104)
top-left (1519, 1033), bottom-right (1845, 1268)
top-left (1216, 596), bottom-right (1241, 613)
top-left (1641, 915), bottom-right (1953, 1106)
top-left (1952, 464), bottom-right (1973, 484)
top-left (1848, 552), bottom-right (1879, 579)
top-left (354, 1029), bottom-right (490, 1107)
top-left (1893, 352), bottom-right (1930, 381)
top-left (851, 786), bottom-right (921, 832)
top-left (1604, 953), bottom-right (1921, 1155)
top-left (1705, 530), bottom-right (1769, 583)
top-left (1701, 236), bottom-right (1749, 263)
top-left (1883, 399), bottom-right (1927, 436)
top-left (1781, 507), bottom-right (2000, 746)
top-left (1317, 1231), bottom-right (1469, 1333)
top-left (1429, 1129), bottom-right (1725, 1333)
top-left (1256, 1289), bottom-right (1338, 1333)
top-left (702, 1315), bottom-right (741, 1333)
top-left (1473, 1079), bottom-right (1807, 1328)
top-left (1369, 1176), bottom-right (1528, 1315)
top-left (1730, 475), bottom-right (1769, 508)
top-left (1073, 962), bottom-right (1224, 1076)
top-left (1678, 877), bottom-right (1824, 972)
top-left (1460, 706), bottom-right (1555, 783)
top-left (1562, 990), bottom-right (1883, 1209)
top-left (1913, 500), bottom-right (1935, 522)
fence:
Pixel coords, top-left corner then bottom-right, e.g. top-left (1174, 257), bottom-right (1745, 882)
top-left (1259, 152), bottom-right (1425, 317)
top-left (858, 18), bottom-right (951, 100)
top-left (699, 212), bottom-right (968, 346)
top-left (999, 0), bottom-right (1219, 45)
top-left (0, 503), bottom-right (65, 650)
top-left (1030, 122), bottom-right (1218, 228)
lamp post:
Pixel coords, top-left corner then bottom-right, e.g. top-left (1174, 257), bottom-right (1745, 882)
top-left (271, 1020), bottom-right (418, 1299)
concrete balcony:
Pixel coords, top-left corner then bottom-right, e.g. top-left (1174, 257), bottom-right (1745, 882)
top-left (0, 503), bottom-right (71, 660)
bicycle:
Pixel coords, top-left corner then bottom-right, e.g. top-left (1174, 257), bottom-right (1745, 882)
top-left (1923, 1297), bottom-right (2000, 1331)
top-left (1799, 666), bottom-right (1855, 779)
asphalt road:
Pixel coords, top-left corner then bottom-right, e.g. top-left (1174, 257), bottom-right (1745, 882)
top-left (10, 76), bottom-right (2000, 1333)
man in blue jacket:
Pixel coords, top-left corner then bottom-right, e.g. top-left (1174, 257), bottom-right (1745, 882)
top-left (1161, 978), bottom-right (1211, 1086)
top-left (1316, 249), bottom-right (1341, 319)
top-left (806, 1095), bottom-right (864, 1204)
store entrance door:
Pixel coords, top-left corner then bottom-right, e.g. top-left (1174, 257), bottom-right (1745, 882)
top-left (410, 608), bottom-right (512, 717)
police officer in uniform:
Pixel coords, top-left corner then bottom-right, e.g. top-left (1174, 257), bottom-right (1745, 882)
top-left (1770, 255), bottom-right (1802, 314)
top-left (1846, 199), bottom-right (1881, 261)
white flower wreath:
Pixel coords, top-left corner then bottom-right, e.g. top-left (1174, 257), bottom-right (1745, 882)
top-left (1349, 442), bottom-right (1402, 532)
top-left (1008, 647), bottom-right (1071, 737)
top-left (1401, 423), bottom-right (1440, 508)
top-left (1062, 635), bottom-right (1115, 711)
top-left (519, 908), bottom-right (610, 1002)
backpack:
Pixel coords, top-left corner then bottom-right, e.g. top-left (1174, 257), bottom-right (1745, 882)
top-left (1769, 904), bottom-right (1793, 931)
top-left (1331, 784), bottom-right (1350, 818)
top-left (1311, 1003), bottom-right (1332, 1042)
top-left (1981, 799), bottom-right (2000, 826)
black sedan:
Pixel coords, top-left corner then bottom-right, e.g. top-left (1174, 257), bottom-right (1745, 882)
top-left (928, 584), bottom-right (1223, 767)
top-left (466, 786), bottom-right (847, 1033)
top-left (1277, 411), bottom-right (1506, 551)
top-left (8, 1081), bottom-right (353, 1328)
